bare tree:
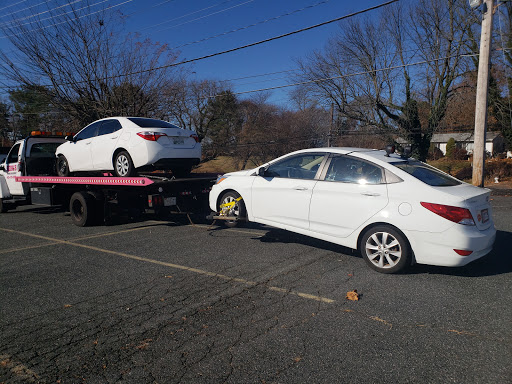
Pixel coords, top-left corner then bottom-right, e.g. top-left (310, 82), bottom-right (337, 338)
top-left (296, 0), bottom-right (477, 160)
top-left (0, 1), bottom-right (181, 128)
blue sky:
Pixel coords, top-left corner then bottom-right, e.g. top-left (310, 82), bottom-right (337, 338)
top-left (0, 0), bottom-right (391, 108)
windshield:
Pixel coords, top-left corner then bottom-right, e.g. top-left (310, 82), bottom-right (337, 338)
top-left (391, 160), bottom-right (461, 187)
top-left (127, 118), bottom-right (180, 129)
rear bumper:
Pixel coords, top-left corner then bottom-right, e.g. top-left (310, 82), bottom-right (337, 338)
top-left (407, 224), bottom-right (497, 267)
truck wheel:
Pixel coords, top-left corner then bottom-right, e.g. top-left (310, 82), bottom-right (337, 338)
top-left (114, 151), bottom-right (135, 177)
top-left (219, 191), bottom-right (246, 228)
top-left (56, 155), bottom-right (70, 177)
top-left (70, 192), bottom-right (94, 227)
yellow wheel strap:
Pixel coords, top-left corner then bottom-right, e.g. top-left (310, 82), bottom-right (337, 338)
top-left (220, 196), bottom-right (243, 211)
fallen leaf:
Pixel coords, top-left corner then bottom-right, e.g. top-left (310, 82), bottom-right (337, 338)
top-left (293, 356), bottom-right (302, 363)
top-left (346, 290), bottom-right (359, 301)
top-left (63, 304), bottom-right (72, 308)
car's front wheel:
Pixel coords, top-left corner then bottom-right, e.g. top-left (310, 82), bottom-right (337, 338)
top-left (218, 191), bottom-right (246, 228)
top-left (359, 225), bottom-right (410, 274)
top-left (56, 155), bottom-right (70, 177)
top-left (114, 151), bottom-right (135, 177)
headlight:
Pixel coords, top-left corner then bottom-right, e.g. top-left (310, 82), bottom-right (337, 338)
top-left (215, 175), bottom-right (228, 184)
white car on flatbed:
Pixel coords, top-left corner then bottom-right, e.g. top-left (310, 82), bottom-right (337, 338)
top-left (210, 147), bottom-right (496, 273)
top-left (55, 117), bottom-right (201, 178)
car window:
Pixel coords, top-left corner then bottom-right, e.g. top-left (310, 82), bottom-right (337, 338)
top-left (7, 144), bottom-right (21, 164)
top-left (265, 154), bottom-right (325, 179)
top-left (74, 122), bottom-right (101, 141)
top-left (127, 117), bottom-right (180, 129)
top-left (392, 160), bottom-right (461, 186)
top-left (98, 119), bottom-right (122, 136)
top-left (324, 156), bottom-right (383, 184)
top-left (28, 143), bottom-right (61, 158)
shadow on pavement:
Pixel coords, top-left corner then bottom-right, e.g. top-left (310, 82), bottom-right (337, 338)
top-left (210, 223), bottom-right (512, 278)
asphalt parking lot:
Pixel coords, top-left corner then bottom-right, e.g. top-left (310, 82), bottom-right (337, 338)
top-left (0, 196), bottom-right (511, 383)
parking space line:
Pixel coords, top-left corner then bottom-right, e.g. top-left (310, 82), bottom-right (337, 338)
top-left (0, 242), bottom-right (60, 255)
top-left (0, 227), bottom-right (335, 304)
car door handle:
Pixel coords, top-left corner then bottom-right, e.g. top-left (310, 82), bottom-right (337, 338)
top-left (111, 136), bottom-right (118, 139)
top-left (294, 186), bottom-right (308, 191)
top-left (85, 142), bottom-right (91, 145)
top-left (361, 192), bottom-right (380, 197)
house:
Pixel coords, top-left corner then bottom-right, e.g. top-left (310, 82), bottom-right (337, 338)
top-left (430, 132), bottom-right (505, 155)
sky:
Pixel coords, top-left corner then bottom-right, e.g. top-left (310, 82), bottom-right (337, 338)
top-left (0, 0), bottom-right (394, 108)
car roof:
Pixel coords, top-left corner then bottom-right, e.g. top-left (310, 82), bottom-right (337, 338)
top-left (296, 147), bottom-right (409, 164)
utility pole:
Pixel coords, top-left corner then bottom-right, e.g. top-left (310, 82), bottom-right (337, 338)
top-left (472, 0), bottom-right (494, 187)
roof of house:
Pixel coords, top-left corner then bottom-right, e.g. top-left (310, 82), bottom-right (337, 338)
top-left (431, 132), bottom-right (503, 143)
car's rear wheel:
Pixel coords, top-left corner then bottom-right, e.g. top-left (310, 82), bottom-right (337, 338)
top-left (360, 225), bottom-right (410, 274)
top-left (218, 191), bottom-right (246, 228)
top-left (114, 151), bottom-right (135, 177)
top-left (56, 155), bottom-right (70, 177)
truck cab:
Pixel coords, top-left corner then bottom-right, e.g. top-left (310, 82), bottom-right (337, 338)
top-left (0, 134), bottom-right (66, 209)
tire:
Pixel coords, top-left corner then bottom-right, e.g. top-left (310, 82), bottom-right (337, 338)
top-left (114, 151), bottom-right (135, 177)
top-left (171, 166), bottom-right (192, 178)
top-left (218, 191), bottom-right (246, 228)
top-left (359, 225), bottom-right (410, 274)
top-left (69, 191), bottom-right (94, 227)
top-left (56, 155), bottom-right (70, 177)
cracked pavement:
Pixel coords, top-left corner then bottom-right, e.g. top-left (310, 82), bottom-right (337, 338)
top-left (0, 198), bottom-right (511, 383)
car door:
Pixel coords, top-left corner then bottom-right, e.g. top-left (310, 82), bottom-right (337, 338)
top-left (309, 155), bottom-right (389, 238)
top-left (67, 122), bottom-right (100, 171)
top-left (91, 119), bottom-right (123, 170)
top-left (3, 143), bottom-right (26, 196)
top-left (251, 153), bottom-right (326, 230)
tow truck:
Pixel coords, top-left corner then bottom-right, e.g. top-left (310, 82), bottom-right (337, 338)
top-left (0, 132), bottom-right (215, 226)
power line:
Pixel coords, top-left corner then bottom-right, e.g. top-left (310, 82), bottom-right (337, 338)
top-left (0, 0), bottom-right (47, 20)
top-left (0, 0), bottom-right (134, 39)
top-left (213, 52), bottom-right (479, 98)
top-left (154, 0), bottom-right (256, 33)
top-left (0, 0), bottom-right (397, 87)
top-left (89, 0), bottom-right (400, 82)
top-left (138, 0), bottom-right (241, 32)
top-left (0, 0), bottom-right (27, 13)
top-left (170, 0), bottom-right (331, 50)
top-left (0, 0), bottom-right (98, 29)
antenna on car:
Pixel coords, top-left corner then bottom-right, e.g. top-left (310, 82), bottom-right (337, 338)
top-left (401, 146), bottom-right (412, 159)
top-left (384, 145), bottom-right (395, 157)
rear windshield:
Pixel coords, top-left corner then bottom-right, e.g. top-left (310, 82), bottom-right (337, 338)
top-left (391, 160), bottom-right (461, 187)
top-left (127, 118), bottom-right (180, 129)
top-left (28, 143), bottom-right (62, 157)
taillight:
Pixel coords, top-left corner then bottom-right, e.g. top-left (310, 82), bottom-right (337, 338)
top-left (137, 131), bottom-right (167, 141)
top-left (420, 202), bottom-right (475, 226)
top-left (454, 249), bottom-right (473, 256)
top-left (190, 133), bottom-right (200, 143)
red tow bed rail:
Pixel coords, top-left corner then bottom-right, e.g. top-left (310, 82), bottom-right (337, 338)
top-left (15, 176), bottom-right (155, 186)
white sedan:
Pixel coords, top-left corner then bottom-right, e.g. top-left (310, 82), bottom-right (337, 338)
top-left (56, 117), bottom-right (201, 177)
top-left (209, 147), bottom-right (496, 273)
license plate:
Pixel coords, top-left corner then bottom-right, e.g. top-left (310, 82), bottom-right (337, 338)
top-left (164, 197), bottom-right (176, 206)
top-left (173, 137), bottom-right (184, 145)
top-left (481, 208), bottom-right (489, 223)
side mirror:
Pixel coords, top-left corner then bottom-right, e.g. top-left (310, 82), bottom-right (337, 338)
top-left (257, 167), bottom-right (266, 177)
top-left (0, 163), bottom-right (4, 171)
top-left (65, 135), bottom-right (74, 141)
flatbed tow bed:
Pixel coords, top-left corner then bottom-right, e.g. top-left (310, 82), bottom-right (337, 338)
top-left (12, 174), bottom-right (216, 226)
